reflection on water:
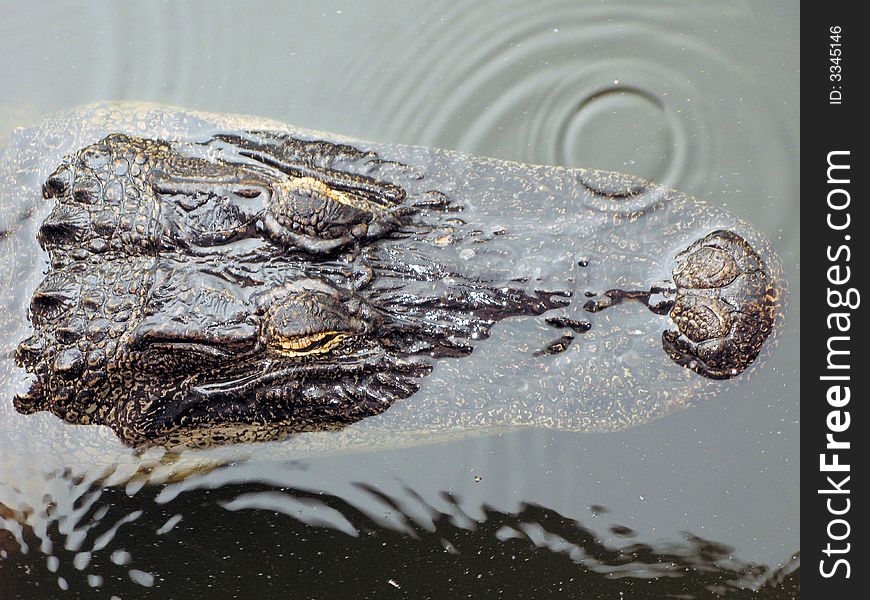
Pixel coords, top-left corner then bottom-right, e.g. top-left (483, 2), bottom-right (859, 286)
top-left (1, 0), bottom-right (798, 597)
top-left (2, 470), bottom-right (798, 598)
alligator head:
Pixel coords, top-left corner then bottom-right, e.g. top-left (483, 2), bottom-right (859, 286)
top-left (13, 129), bottom-right (781, 446)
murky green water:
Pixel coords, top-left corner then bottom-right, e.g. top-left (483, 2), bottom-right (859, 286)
top-left (1, 1), bottom-right (799, 598)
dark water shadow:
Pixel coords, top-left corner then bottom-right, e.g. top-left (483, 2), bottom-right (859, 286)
top-left (2, 480), bottom-right (798, 599)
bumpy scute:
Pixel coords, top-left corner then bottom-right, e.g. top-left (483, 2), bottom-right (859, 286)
top-left (663, 230), bottom-right (778, 379)
top-left (4, 109), bottom-right (783, 447)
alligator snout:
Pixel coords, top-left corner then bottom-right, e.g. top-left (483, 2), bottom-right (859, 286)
top-left (662, 230), bottom-right (779, 379)
top-left (578, 229), bottom-right (779, 379)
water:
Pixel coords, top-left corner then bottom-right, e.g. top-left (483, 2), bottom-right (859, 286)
top-left (0, 1), bottom-right (799, 598)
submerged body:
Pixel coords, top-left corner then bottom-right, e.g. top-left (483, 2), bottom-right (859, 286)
top-left (1, 103), bottom-right (783, 452)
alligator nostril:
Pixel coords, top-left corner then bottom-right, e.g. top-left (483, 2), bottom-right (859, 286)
top-left (673, 246), bottom-right (739, 290)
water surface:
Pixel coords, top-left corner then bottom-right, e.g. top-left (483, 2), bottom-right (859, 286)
top-left (0, 1), bottom-right (799, 597)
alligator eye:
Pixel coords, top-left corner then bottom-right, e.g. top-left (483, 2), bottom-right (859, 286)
top-left (270, 330), bottom-right (349, 357)
top-left (257, 283), bottom-right (370, 357)
top-left (270, 177), bottom-right (374, 234)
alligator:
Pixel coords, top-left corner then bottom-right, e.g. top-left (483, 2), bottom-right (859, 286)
top-left (0, 103), bottom-right (783, 448)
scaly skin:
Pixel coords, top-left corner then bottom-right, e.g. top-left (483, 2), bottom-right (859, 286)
top-left (3, 105), bottom-right (783, 448)
top-left (38, 133), bottom-right (408, 264)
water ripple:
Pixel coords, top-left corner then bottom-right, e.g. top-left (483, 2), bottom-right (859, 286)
top-left (332, 0), bottom-right (788, 205)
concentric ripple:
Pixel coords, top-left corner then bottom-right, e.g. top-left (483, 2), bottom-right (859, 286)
top-left (332, 0), bottom-right (793, 204)
top-left (1, 0), bottom-right (799, 595)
